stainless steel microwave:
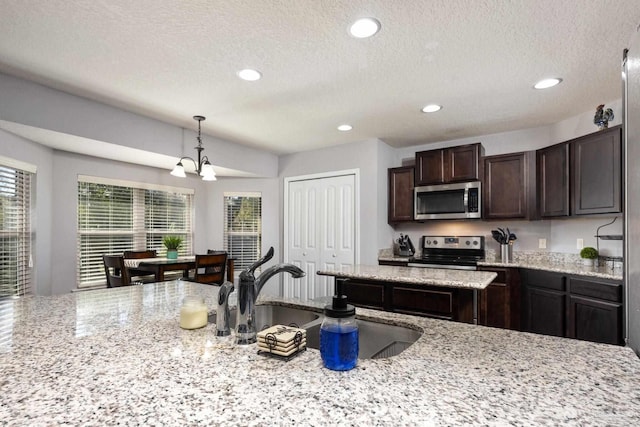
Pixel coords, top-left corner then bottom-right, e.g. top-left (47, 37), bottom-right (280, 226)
top-left (414, 181), bottom-right (481, 220)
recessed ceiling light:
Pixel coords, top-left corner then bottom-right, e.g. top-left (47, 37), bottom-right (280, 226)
top-left (337, 124), bottom-right (353, 131)
top-left (349, 18), bottom-right (381, 38)
top-left (421, 104), bottom-right (442, 113)
top-left (534, 78), bottom-right (562, 89)
top-left (237, 69), bottom-right (262, 81)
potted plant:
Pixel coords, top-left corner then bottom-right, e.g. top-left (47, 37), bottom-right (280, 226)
top-left (163, 235), bottom-right (183, 260)
top-left (580, 247), bottom-right (598, 266)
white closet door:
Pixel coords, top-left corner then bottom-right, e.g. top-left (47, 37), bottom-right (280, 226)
top-left (318, 175), bottom-right (355, 297)
top-left (285, 173), bottom-right (356, 300)
top-left (286, 180), bottom-right (320, 300)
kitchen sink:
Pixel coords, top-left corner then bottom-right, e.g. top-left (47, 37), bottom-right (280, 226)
top-left (208, 303), bottom-right (421, 359)
top-left (305, 319), bottom-right (422, 359)
top-left (208, 304), bottom-right (321, 330)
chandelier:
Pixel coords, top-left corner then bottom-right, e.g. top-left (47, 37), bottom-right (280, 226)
top-left (170, 115), bottom-right (217, 181)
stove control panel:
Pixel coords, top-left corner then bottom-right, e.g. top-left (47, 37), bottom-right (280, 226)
top-left (421, 235), bottom-right (484, 249)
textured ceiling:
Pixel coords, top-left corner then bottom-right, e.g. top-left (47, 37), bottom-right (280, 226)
top-left (1, 0), bottom-right (639, 155)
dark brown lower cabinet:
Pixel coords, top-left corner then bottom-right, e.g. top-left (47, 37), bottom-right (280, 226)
top-left (392, 286), bottom-right (456, 320)
top-left (525, 287), bottom-right (566, 337)
top-left (337, 278), bottom-right (473, 323)
top-left (567, 295), bottom-right (623, 345)
top-left (478, 267), bottom-right (521, 330)
top-left (521, 269), bottom-right (623, 345)
top-left (567, 276), bottom-right (623, 345)
top-left (340, 279), bottom-right (385, 310)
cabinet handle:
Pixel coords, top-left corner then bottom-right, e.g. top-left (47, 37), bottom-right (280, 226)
top-left (303, 252), bottom-right (307, 256)
top-left (332, 254), bottom-right (336, 258)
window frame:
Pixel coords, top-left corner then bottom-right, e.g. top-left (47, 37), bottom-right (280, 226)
top-left (77, 175), bottom-right (194, 288)
top-left (223, 192), bottom-right (262, 277)
top-left (0, 158), bottom-right (34, 297)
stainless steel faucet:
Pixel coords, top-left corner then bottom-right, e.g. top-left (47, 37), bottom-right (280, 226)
top-left (236, 247), bottom-right (305, 344)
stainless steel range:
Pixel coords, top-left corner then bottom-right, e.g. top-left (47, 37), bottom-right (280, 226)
top-left (408, 235), bottom-right (485, 270)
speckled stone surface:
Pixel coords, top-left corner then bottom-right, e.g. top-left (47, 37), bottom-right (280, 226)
top-left (2, 280), bottom-right (639, 426)
top-left (378, 250), bottom-right (623, 281)
top-left (317, 264), bottom-right (496, 289)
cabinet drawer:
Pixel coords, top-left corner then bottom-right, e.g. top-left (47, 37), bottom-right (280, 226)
top-left (568, 278), bottom-right (622, 303)
top-left (342, 280), bottom-right (385, 309)
top-left (525, 270), bottom-right (565, 291)
top-left (392, 286), bottom-right (454, 318)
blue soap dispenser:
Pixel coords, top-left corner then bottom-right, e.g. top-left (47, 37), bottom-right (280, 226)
top-left (320, 289), bottom-right (358, 371)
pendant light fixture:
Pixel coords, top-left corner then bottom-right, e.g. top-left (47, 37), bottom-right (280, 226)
top-left (170, 115), bottom-right (217, 181)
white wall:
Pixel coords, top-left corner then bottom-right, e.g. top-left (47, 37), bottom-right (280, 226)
top-left (204, 177), bottom-right (280, 295)
top-left (278, 138), bottom-right (388, 265)
top-left (0, 72), bottom-right (279, 177)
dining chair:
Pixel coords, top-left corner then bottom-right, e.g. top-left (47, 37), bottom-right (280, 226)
top-left (193, 252), bottom-right (228, 285)
top-left (123, 250), bottom-right (157, 282)
top-left (103, 255), bottom-right (133, 287)
top-left (208, 249), bottom-right (234, 282)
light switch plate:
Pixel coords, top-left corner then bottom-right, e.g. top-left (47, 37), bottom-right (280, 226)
top-left (577, 238), bottom-right (584, 249)
top-left (539, 238), bottom-right (547, 249)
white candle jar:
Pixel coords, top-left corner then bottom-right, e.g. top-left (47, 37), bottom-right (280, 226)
top-left (179, 296), bottom-right (208, 329)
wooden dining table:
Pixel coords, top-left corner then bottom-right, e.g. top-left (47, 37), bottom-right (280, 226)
top-left (124, 256), bottom-right (235, 282)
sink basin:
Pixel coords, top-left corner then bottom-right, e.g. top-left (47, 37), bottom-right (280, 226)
top-left (208, 304), bottom-right (321, 330)
top-left (208, 303), bottom-right (421, 359)
top-left (305, 319), bottom-right (422, 359)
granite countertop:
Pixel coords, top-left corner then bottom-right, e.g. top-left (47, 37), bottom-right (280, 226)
top-left (317, 264), bottom-right (497, 290)
top-left (378, 254), bottom-right (623, 281)
top-left (2, 280), bottom-right (639, 425)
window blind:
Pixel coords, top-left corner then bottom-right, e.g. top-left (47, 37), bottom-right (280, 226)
top-left (77, 178), bottom-right (193, 288)
top-left (0, 165), bottom-right (32, 297)
top-left (223, 193), bottom-right (262, 273)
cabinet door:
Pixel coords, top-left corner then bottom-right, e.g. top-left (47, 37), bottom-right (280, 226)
top-left (341, 280), bottom-right (386, 310)
top-left (392, 286), bottom-right (455, 319)
top-left (572, 125), bottom-right (622, 215)
top-left (478, 267), bottom-right (520, 330)
top-left (415, 150), bottom-right (445, 185)
top-left (484, 152), bottom-right (535, 219)
top-left (388, 166), bottom-right (414, 223)
top-left (537, 143), bottom-right (570, 217)
top-left (567, 295), bottom-right (623, 345)
top-left (447, 144), bottom-right (480, 182)
top-left (524, 286), bottom-right (566, 338)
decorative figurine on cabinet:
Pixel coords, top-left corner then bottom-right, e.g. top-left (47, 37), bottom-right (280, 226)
top-left (594, 104), bottom-right (614, 130)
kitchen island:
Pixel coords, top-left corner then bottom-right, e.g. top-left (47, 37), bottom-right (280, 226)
top-left (317, 264), bottom-right (497, 322)
top-left (1, 280), bottom-right (639, 425)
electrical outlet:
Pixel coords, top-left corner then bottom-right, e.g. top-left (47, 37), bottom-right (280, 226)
top-left (577, 238), bottom-right (584, 250)
top-left (539, 238), bottom-right (547, 249)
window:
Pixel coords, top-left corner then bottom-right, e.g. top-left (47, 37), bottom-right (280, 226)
top-left (0, 162), bottom-right (33, 297)
top-left (77, 176), bottom-right (193, 288)
top-left (223, 193), bottom-right (262, 273)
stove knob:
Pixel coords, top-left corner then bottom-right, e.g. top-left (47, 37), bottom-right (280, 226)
top-left (465, 240), bottom-right (471, 246)
top-left (433, 240), bottom-right (438, 245)
top-left (426, 240), bottom-right (431, 245)
top-left (473, 240), bottom-right (479, 245)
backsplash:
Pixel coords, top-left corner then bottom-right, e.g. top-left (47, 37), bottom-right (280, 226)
top-left (379, 247), bottom-right (623, 270)
top-left (389, 216), bottom-right (623, 258)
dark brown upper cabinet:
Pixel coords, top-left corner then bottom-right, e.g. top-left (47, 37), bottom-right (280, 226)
top-left (537, 142), bottom-right (570, 218)
top-left (571, 125), bottom-right (622, 215)
top-left (415, 143), bottom-right (482, 186)
top-left (388, 166), bottom-right (414, 224)
top-left (483, 151), bottom-right (536, 219)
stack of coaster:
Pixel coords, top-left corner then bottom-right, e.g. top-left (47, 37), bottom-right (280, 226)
top-left (257, 324), bottom-right (307, 358)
